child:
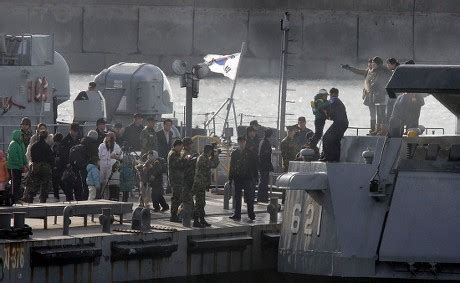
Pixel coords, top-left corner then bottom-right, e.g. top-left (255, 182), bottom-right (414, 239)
top-left (0, 150), bottom-right (9, 205)
top-left (86, 157), bottom-right (100, 200)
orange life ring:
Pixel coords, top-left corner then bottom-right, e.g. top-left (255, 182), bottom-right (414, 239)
top-left (34, 77), bottom-right (48, 102)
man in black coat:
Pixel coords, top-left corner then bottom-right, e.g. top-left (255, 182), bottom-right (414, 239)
top-left (60, 123), bottom-right (81, 168)
top-left (257, 129), bottom-right (273, 203)
top-left (321, 88), bottom-right (349, 162)
top-left (95, 118), bottom-right (107, 145)
top-left (229, 136), bottom-right (255, 221)
top-left (294, 116), bottom-right (314, 148)
top-left (123, 113), bottom-right (144, 151)
top-left (156, 119), bottom-right (174, 159)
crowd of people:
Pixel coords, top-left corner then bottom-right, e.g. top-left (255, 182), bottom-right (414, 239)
top-left (0, 111), bottom-right (225, 228)
top-left (0, 58), bottom-right (426, 226)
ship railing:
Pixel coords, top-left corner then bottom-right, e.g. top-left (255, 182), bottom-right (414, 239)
top-left (346, 126), bottom-right (445, 136)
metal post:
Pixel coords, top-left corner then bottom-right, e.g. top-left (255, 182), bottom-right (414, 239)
top-left (99, 208), bottom-right (112, 233)
top-left (277, 12), bottom-right (290, 143)
top-left (267, 197), bottom-right (279, 223)
top-left (13, 212), bottom-right (25, 229)
top-left (222, 42), bottom-right (246, 137)
top-left (185, 80), bottom-right (193, 136)
top-left (63, 206), bottom-right (74, 235)
top-left (224, 181), bottom-right (231, 210)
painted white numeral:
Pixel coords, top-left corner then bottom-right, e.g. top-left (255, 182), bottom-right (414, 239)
top-left (290, 203), bottom-right (301, 234)
top-left (304, 203), bottom-right (315, 236)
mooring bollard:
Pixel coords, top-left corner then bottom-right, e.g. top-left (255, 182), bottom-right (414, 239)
top-left (13, 212), bottom-right (26, 229)
top-left (63, 206), bottom-right (74, 235)
top-left (0, 213), bottom-right (11, 230)
top-left (141, 208), bottom-right (151, 231)
top-left (223, 181), bottom-right (232, 210)
top-left (267, 197), bottom-right (279, 223)
top-left (99, 208), bottom-right (112, 233)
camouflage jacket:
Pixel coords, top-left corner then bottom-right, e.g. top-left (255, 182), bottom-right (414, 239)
top-left (167, 149), bottom-right (185, 187)
top-left (280, 136), bottom-right (299, 172)
top-left (192, 152), bottom-right (220, 191)
top-left (181, 148), bottom-right (197, 184)
top-left (140, 127), bottom-right (158, 155)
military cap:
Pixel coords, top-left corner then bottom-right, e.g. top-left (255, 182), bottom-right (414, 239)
top-left (96, 118), bottom-right (106, 125)
top-left (182, 137), bottom-right (193, 145)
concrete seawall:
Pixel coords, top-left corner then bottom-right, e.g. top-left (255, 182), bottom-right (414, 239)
top-left (1, 0), bottom-right (460, 78)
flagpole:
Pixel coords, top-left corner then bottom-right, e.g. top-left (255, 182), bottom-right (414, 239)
top-left (222, 41), bottom-right (246, 139)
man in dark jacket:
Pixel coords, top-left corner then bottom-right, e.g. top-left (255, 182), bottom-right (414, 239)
top-left (245, 126), bottom-right (259, 201)
top-left (294, 116), bottom-right (314, 148)
top-left (23, 130), bottom-right (54, 203)
top-left (60, 123), bottom-right (80, 168)
top-left (321, 88), bottom-right (349, 162)
top-left (157, 119), bottom-right (174, 159)
top-left (95, 118), bottom-right (107, 145)
top-left (257, 129), bottom-right (273, 203)
top-left (123, 113), bottom-right (144, 151)
top-left (229, 136), bottom-right (255, 221)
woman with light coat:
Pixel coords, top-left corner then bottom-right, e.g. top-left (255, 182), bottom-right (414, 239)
top-left (98, 132), bottom-right (121, 198)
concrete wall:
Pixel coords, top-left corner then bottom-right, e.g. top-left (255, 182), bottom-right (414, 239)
top-left (1, 0), bottom-right (460, 78)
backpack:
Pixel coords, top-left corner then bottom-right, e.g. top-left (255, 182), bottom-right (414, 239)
top-left (69, 144), bottom-right (88, 170)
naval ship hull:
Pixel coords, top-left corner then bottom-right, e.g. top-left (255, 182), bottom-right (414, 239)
top-left (277, 136), bottom-right (460, 281)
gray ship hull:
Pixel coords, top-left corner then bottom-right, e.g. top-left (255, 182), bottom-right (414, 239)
top-left (277, 136), bottom-right (460, 281)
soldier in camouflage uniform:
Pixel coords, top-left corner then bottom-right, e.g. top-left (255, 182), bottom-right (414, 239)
top-left (168, 139), bottom-right (185, 222)
top-left (192, 144), bottom-right (220, 228)
top-left (280, 125), bottom-right (300, 172)
top-left (23, 130), bottom-right (54, 203)
top-left (140, 116), bottom-right (158, 156)
top-left (180, 137), bottom-right (197, 210)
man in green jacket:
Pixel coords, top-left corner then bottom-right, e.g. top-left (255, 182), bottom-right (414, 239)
top-left (7, 130), bottom-right (28, 204)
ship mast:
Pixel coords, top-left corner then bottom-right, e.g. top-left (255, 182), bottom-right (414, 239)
top-left (277, 12), bottom-right (290, 144)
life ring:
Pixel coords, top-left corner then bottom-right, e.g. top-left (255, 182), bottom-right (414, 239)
top-left (34, 77), bottom-right (48, 102)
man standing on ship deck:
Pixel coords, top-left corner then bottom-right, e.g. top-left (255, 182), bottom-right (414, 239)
top-left (168, 139), bottom-right (185, 223)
